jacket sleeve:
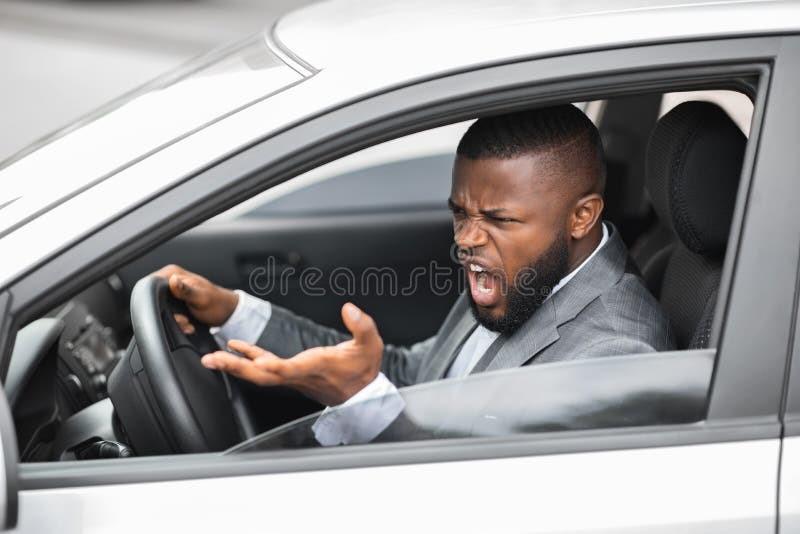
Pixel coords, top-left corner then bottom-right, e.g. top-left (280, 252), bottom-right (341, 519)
top-left (576, 337), bottom-right (661, 358)
top-left (381, 336), bottom-right (437, 388)
top-left (255, 303), bottom-right (436, 387)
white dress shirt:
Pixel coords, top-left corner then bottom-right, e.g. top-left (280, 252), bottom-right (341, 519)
top-left (215, 224), bottom-right (609, 446)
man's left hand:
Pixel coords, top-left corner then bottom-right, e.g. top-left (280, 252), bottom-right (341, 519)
top-left (200, 302), bottom-right (383, 407)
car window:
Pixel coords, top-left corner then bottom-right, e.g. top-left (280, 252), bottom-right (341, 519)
top-left (221, 89), bottom-right (755, 451)
top-left (12, 87), bottom-right (758, 462)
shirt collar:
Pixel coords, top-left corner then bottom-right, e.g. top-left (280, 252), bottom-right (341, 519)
top-left (549, 222), bottom-right (609, 297)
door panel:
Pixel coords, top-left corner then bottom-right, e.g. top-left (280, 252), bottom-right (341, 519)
top-left (118, 210), bottom-right (460, 347)
top-left (17, 439), bottom-right (778, 534)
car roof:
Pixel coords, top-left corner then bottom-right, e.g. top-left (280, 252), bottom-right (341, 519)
top-left (276, 0), bottom-right (798, 71)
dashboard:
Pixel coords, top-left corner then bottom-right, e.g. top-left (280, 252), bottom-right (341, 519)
top-left (7, 272), bottom-right (320, 461)
top-left (7, 275), bottom-right (133, 461)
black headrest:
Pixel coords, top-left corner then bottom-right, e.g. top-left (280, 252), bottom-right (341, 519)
top-left (646, 101), bottom-right (746, 259)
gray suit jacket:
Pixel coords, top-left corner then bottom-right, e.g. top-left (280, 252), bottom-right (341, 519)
top-left (256, 226), bottom-right (675, 388)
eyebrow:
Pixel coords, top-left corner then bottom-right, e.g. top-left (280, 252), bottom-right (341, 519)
top-left (447, 198), bottom-right (511, 217)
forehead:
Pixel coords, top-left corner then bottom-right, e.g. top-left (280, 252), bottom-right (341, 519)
top-left (451, 155), bottom-right (561, 206)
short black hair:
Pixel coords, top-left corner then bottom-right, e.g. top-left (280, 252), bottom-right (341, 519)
top-left (456, 105), bottom-right (606, 194)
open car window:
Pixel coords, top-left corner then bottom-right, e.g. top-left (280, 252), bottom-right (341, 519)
top-left (228, 350), bottom-right (712, 453)
top-left (10, 85), bottom-right (757, 462)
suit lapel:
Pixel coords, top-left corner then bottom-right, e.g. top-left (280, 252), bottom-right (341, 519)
top-left (418, 299), bottom-right (477, 382)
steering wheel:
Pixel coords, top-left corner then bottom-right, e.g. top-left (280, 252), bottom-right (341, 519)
top-left (116, 275), bottom-right (257, 454)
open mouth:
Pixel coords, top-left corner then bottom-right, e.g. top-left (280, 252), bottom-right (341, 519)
top-left (466, 262), bottom-right (503, 308)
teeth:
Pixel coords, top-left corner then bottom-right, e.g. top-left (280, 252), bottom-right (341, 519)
top-left (469, 264), bottom-right (486, 272)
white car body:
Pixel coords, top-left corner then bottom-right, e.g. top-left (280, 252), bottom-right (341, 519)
top-left (0, 1), bottom-right (798, 533)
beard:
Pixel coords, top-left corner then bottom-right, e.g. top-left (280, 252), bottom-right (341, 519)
top-left (468, 230), bottom-right (569, 336)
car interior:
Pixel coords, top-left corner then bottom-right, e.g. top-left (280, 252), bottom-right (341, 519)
top-left (5, 87), bottom-right (755, 462)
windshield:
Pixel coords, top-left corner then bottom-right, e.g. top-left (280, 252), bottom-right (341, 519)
top-left (0, 32), bottom-right (304, 237)
top-left (227, 351), bottom-right (712, 453)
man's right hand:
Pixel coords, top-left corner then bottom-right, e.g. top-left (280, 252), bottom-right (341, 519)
top-left (153, 264), bottom-right (239, 328)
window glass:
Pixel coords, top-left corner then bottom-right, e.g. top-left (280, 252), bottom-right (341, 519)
top-left (230, 351), bottom-right (713, 453)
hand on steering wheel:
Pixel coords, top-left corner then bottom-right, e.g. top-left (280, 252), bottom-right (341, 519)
top-left (153, 264), bottom-right (239, 328)
top-left (123, 275), bottom-right (257, 454)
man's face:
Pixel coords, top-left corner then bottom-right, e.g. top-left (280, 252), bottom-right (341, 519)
top-left (450, 154), bottom-right (572, 334)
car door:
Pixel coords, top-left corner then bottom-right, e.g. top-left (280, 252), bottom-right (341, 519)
top-left (5, 35), bottom-right (797, 534)
top-left (783, 344), bottom-right (800, 532)
top-left (781, 294), bottom-right (800, 531)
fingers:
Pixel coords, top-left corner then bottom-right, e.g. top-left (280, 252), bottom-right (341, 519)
top-left (173, 313), bottom-right (195, 335)
top-left (203, 342), bottom-right (293, 385)
top-left (152, 264), bottom-right (186, 280)
top-left (168, 273), bottom-right (203, 305)
top-left (201, 351), bottom-right (284, 386)
top-left (227, 339), bottom-right (269, 360)
top-left (153, 264), bottom-right (203, 305)
top-left (253, 352), bottom-right (295, 377)
top-left (341, 302), bottom-right (382, 348)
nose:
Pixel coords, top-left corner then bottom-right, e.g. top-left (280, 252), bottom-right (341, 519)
top-left (454, 216), bottom-right (488, 253)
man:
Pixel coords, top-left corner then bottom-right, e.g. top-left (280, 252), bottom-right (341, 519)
top-left (157, 105), bottom-right (675, 445)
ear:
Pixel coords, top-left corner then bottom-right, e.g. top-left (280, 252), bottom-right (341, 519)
top-left (569, 193), bottom-right (604, 240)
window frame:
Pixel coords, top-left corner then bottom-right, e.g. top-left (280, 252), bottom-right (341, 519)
top-left (768, 37), bottom-right (800, 441)
top-left (3, 35), bottom-right (793, 490)
top-left (786, 290), bottom-right (800, 436)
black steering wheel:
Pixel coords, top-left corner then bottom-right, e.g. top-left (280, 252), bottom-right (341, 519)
top-left (112, 275), bottom-right (257, 454)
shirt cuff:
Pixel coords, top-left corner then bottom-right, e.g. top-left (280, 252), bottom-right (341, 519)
top-left (210, 289), bottom-right (272, 348)
top-left (311, 372), bottom-right (406, 446)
